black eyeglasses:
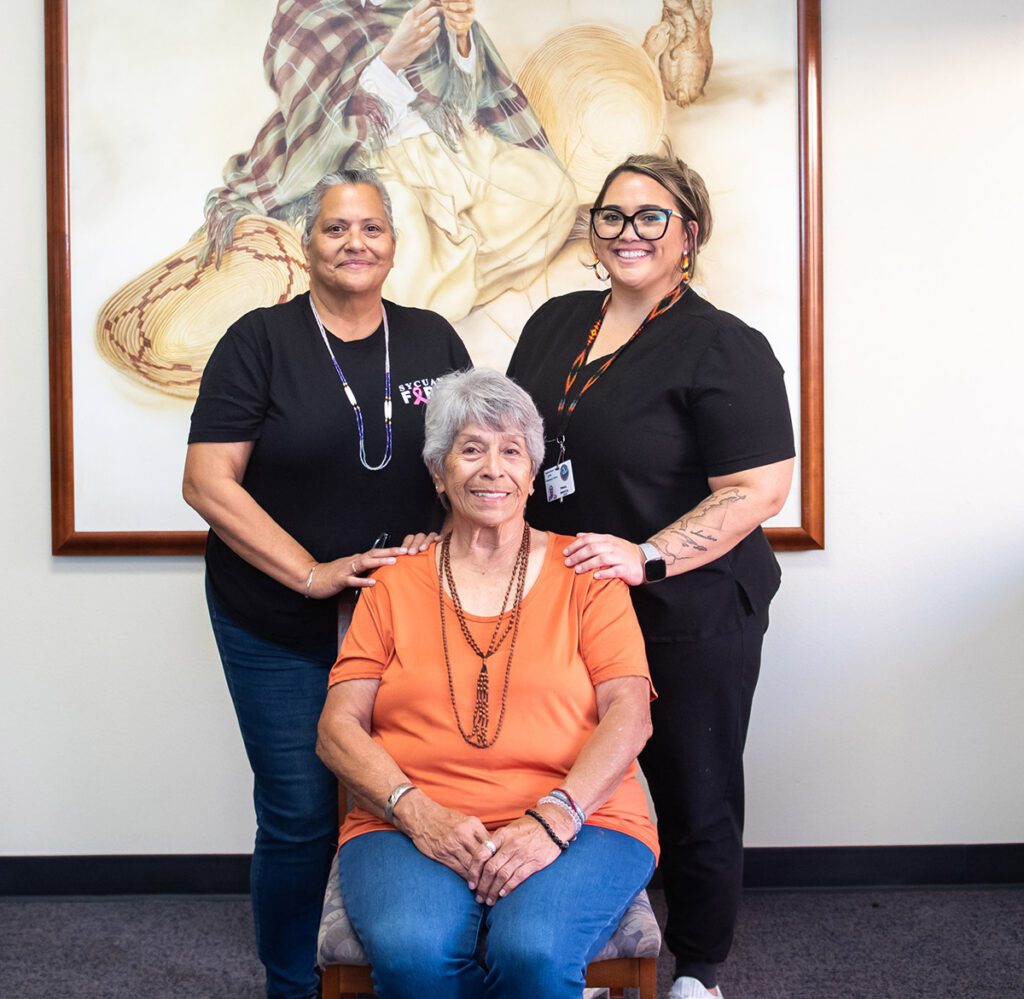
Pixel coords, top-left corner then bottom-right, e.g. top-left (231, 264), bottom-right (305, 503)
top-left (589, 207), bottom-right (686, 241)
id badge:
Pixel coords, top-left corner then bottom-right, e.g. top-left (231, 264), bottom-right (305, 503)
top-left (543, 459), bottom-right (576, 502)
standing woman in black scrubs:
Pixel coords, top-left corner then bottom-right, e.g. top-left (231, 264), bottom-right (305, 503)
top-left (183, 169), bottom-right (470, 999)
top-left (507, 154), bottom-right (795, 999)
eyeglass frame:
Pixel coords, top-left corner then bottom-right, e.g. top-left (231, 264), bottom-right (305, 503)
top-left (589, 206), bottom-right (690, 241)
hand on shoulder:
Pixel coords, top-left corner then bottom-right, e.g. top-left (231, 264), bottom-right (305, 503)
top-left (563, 532), bottom-right (645, 587)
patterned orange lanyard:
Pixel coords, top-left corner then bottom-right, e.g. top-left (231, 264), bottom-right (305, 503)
top-left (554, 281), bottom-right (687, 431)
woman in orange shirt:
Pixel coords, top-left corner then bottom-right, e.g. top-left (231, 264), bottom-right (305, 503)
top-left (316, 368), bottom-right (657, 999)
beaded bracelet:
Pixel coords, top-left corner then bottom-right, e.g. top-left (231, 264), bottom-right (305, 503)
top-left (539, 795), bottom-right (582, 837)
top-left (551, 787), bottom-right (586, 825)
top-left (525, 808), bottom-right (569, 851)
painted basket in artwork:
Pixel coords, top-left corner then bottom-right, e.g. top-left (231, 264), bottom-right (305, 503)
top-left (95, 215), bottom-right (309, 399)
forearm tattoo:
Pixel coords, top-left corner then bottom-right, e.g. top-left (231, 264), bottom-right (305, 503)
top-left (655, 488), bottom-right (746, 564)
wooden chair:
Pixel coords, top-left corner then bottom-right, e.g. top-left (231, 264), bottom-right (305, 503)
top-left (317, 848), bottom-right (661, 999)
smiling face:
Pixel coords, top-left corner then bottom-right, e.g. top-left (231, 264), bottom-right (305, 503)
top-left (435, 423), bottom-right (535, 531)
top-left (303, 183), bottom-right (396, 299)
top-left (593, 170), bottom-right (694, 298)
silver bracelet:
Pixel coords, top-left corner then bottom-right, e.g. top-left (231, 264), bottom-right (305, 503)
top-left (384, 782), bottom-right (416, 823)
top-left (303, 563), bottom-right (319, 599)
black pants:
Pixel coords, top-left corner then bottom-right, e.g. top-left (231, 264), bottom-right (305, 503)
top-left (639, 603), bottom-right (769, 989)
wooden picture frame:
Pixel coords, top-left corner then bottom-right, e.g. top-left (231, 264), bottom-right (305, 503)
top-left (45, 0), bottom-right (823, 555)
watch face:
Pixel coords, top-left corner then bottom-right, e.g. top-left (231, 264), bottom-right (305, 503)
top-left (644, 557), bottom-right (667, 583)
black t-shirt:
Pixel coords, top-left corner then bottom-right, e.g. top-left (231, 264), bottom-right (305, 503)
top-left (507, 289), bottom-right (795, 641)
top-left (189, 292), bottom-right (471, 650)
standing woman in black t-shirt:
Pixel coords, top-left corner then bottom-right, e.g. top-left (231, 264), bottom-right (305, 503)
top-left (507, 154), bottom-right (795, 999)
top-left (183, 169), bottom-right (470, 999)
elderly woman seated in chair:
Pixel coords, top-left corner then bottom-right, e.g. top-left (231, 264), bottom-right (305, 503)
top-left (316, 368), bottom-right (658, 999)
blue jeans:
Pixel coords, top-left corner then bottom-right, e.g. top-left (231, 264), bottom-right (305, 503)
top-left (206, 577), bottom-right (339, 999)
top-left (339, 827), bottom-right (656, 999)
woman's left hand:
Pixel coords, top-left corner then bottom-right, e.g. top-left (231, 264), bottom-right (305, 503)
top-left (563, 533), bottom-right (645, 586)
top-left (468, 812), bottom-right (565, 905)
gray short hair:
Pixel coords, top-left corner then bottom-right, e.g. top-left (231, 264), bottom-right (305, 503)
top-left (423, 369), bottom-right (546, 478)
top-left (301, 170), bottom-right (396, 244)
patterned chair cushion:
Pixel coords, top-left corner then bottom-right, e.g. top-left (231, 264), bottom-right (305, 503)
top-left (591, 887), bottom-right (662, 961)
top-left (318, 852), bottom-right (369, 966)
top-left (317, 851), bottom-right (662, 969)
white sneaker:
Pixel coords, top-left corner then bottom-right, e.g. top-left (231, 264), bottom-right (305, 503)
top-left (668, 977), bottom-right (723, 998)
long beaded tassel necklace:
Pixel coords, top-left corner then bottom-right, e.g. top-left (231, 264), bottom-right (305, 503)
top-left (309, 296), bottom-right (393, 471)
top-left (438, 523), bottom-right (531, 749)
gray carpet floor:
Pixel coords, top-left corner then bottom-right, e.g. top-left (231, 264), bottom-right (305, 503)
top-left (0, 886), bottom-right (1021, 998)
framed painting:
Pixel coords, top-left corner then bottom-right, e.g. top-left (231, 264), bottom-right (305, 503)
top-left (46, 0), bottom-right (823, 555)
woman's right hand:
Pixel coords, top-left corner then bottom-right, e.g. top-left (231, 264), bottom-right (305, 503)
top-left (380, 0), bottom-right (442, 73)
top-left (440, 1), bottom-right (476, 54)
top-left (307, 545), bottom-right (410, 598)
top-left (393, 791), bottom-right (492, 880)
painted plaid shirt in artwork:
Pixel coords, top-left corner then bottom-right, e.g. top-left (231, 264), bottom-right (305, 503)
top-left (203, 0), bottom-right (554, 258)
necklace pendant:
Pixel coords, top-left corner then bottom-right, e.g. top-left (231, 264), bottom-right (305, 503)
top-left (439, 522), bottom-right (531, 750)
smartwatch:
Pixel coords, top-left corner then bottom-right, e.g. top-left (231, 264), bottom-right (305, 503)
top-left (638, 542), bottom-right (667, 583)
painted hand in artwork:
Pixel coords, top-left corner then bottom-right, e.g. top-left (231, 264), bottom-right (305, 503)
top-left (380, 0), bottom-right (443, 72)
top-left (440, 0), bottom-right (476, 57)
top-left (643, 0), bottom-right (714, 108)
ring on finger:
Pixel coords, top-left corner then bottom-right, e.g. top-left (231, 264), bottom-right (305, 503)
top-left (351, 560), bottom-right (357, 575)
top-left (483, 839), bottom-right (497, 856)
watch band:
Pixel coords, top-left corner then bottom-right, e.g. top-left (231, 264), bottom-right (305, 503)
top-left (638, 542), bottom-right (667, 584)
top-left (384, 782), bottom-right (416, 823)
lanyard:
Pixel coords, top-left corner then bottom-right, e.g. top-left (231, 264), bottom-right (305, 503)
top-left (550, 281), bottom-right (687, 452)
top-left (310, 296), bottom-right (393, 472)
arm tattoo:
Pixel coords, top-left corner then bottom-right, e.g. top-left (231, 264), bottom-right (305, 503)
top-left (656, 488), bottom-right (746, 565)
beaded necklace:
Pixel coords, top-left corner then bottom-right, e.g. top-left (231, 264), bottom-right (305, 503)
top-left (438, 524), bottom-right (531, 749)
top-left (555, 280), bottom-right (687, 425)
top-left (309, 296), bottom-right (393, 471)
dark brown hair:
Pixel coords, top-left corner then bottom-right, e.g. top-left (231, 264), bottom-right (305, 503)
top-left (591, 153), bottom-right (713, 277)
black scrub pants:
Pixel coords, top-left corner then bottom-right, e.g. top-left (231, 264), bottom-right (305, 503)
top-left (639, 602), bottom-right (769, 990)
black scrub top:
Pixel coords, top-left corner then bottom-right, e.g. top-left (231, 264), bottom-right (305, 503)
top-left (507, 288), bottom-right (795, 642)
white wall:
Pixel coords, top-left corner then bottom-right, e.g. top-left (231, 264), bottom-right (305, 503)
top-left (2, 0), bottom-right (1022, 855)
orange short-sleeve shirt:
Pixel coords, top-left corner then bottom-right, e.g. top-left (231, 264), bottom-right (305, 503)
top-left (328, 532), bottom-right (658, 859)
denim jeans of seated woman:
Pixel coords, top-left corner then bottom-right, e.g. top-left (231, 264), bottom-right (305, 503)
top-left (206, 576), bottom-right (339, 999)
top-left (339, 827), bottom-right (656, 999)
